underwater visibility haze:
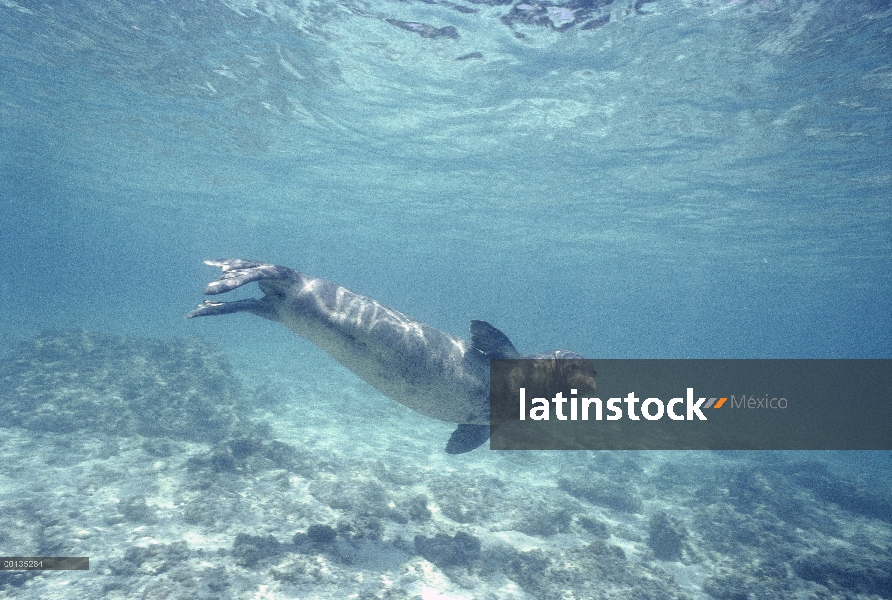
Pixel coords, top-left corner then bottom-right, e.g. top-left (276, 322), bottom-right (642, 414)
top-left (1, 0), bottom-right (891, 598)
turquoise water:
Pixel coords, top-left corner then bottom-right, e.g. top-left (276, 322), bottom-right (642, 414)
top-left (3, 0), bottom-right (890, 358)
top-left (1, 1), bottom-right (891, 598)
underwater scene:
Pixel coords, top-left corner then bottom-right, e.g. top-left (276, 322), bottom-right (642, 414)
top-left (1, 0), bottom-right (891, 598)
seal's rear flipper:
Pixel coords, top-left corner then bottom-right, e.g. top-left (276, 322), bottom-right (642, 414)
top-left (185, 298), bottom-right (268, 319)
top-left (445, 424), bottom-right (490, 454)
top-left (470, 320), bottom-right (521, 359)
top-left (202, 259), bottom-right (298, 295)
top-left (186, 259), bottom-right (300, 319)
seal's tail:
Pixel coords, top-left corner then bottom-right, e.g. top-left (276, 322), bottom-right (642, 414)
top-left (186, 258), bottom-right (296, 319)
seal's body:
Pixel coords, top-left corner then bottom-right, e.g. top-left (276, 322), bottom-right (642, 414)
top-left (187, 259), bottom-right (585, 453)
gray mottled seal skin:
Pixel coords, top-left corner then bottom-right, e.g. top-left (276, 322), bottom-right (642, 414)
top-left (186, 259), bottom-right (585, 453)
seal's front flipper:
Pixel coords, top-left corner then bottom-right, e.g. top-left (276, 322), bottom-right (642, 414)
top-left (445, 424), bottom-right (490, 454)
top-left (202, 259), bottom-right (297, 295)
top-left (470, 320), bottom-right (521, 359)
top-left (185, 298), bottom-right (269, 319)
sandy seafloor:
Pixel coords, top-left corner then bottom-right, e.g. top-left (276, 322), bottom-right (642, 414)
top-left (0, 330), bottom-right (889, 600)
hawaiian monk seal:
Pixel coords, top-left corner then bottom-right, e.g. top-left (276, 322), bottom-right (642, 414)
top-left (186, 259), bottom-right (591, 453)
